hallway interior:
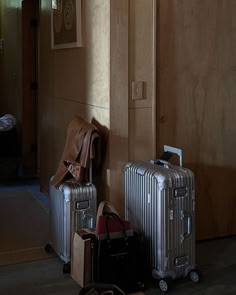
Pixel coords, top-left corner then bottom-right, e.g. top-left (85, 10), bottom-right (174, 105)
top-left (1, 1), bottom-right (236, 294)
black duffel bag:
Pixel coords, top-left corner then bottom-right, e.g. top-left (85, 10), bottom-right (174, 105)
top-left (93, 212), bottom-right (145, 293)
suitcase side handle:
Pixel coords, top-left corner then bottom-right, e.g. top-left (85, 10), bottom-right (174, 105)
top-left (181, 212), bottom-right (192, 242)
top-left (164, 145), bottom-right (183, 167)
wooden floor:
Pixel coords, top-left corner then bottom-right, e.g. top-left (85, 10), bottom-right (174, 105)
top-left (0, 236), bottom-right (236, 294)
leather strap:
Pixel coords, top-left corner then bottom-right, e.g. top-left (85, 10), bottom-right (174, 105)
top-left (96, 201), bottom-right (119, 228)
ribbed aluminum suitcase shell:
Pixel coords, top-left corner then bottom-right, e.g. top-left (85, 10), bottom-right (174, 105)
top-left (125, 161), bottom-right (196, 280)
top-left (49, 180), bottom-right (96, 264)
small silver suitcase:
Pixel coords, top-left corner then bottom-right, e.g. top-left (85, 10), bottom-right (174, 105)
top-left (125, 146), bottom-right (200, 292)
top-left (46, 179), bottom-right (96, 273)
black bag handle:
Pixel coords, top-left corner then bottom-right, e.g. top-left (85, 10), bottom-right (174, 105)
top-left (78, 283), bottom-right (126, 295)
top-left (103, 212), bottom-right (128, 241)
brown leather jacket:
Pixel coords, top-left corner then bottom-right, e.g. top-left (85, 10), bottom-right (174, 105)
top-left (51, 116), bottom-right (101, 188)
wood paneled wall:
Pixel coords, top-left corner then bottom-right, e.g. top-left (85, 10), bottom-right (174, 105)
top-left (158, 0), bottom-right (236, 240)
top-left (39, 0), bottom-right (157, 213)
top-left (0, 3), bottom-right (2, 99)
top-left (0, 0), bottom-right (22, 121)
top-left (109, 0), bottom-right (129, 215)
top-left (39, 0), bottom-right (110, 201)
top-left (129, 0), bottom-right (156, 161)
top-left (109, 0), bottom-right (156, 215)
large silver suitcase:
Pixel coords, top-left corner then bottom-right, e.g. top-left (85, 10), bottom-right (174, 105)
top-left (47, 180), bottom-right (96, 273)
top-left (125, 146), bottom-right (200, 292)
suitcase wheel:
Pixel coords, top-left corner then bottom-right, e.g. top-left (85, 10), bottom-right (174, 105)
top-left (44, 244), bottom-right (54, 253)
top-left (159, 278), bottom-right (171, 292)
top-left (63, 262), bottom-right (71, 274)
top-left (189, 270), bottom-right (200, 283)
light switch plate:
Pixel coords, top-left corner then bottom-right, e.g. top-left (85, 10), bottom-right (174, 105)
top-left (132, 81), bottom-right (145, 100)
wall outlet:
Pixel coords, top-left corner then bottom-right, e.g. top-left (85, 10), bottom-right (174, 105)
top-left (132, 81), bottom-right (145, 100)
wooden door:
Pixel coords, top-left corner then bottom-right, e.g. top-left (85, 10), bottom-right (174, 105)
top-left (157, 0), bottom-right (236, 240)
top-left (22, 0), bottom-right (39, 175)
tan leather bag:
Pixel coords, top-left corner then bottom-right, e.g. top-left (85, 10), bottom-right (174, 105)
top-left (71, 229), bottom-right (95, 287)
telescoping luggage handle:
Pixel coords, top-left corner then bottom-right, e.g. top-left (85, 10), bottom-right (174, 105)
top-left (164, 145), bottom-right (183, 167)
top-left (152, 145), bottom-right (183, 168)
top-left (89, 159), bottom-right (93, 183)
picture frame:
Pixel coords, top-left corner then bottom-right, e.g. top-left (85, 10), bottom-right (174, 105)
top-left (51, 0), bottom-right (82, 49)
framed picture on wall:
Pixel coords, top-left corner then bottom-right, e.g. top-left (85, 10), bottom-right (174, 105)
top-left (51, 0), bottom-right (82, 49)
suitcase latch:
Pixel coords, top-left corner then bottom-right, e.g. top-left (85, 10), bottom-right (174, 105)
top-left (75, 201), bottom-right (89, 210)
top-left (174, 187), bottom-right (187, 198)
top-left (174, 256), bottom-right (188, 267)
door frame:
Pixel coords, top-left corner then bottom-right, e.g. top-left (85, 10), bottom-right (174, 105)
top-left (22, 0), bottom-right (40, 176)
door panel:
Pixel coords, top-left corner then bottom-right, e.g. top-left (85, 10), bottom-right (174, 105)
top-left (157, 0), bottom-right (236, 240)
top-left (22, 0), bottom-right (39, 175)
